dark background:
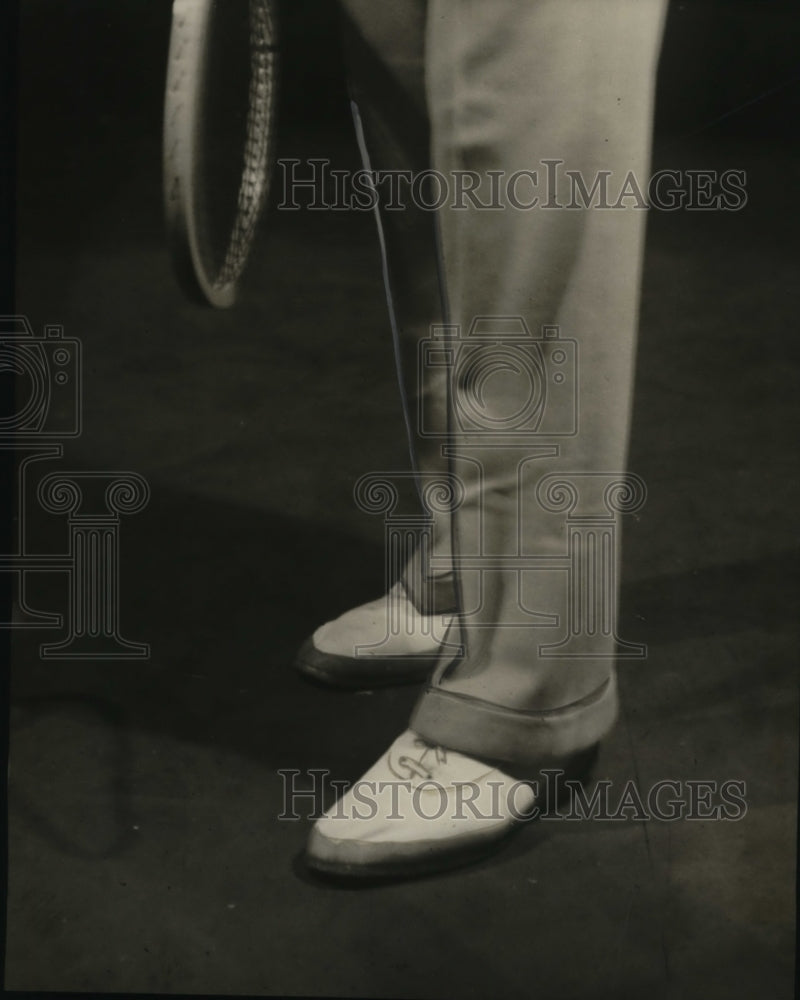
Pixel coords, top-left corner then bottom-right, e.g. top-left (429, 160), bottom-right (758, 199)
top-left (12, 0), bottom-right (800, 254)
top-left (4, 1), bottom-right (799, 997)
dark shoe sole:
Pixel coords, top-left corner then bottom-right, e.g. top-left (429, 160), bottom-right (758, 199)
top-left (293, 636), bottom-right (437, 689)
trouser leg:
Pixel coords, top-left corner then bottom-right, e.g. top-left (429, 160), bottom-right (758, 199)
top-left (338, 1), bottom-right (456, 615)
top-left (409, 0), bottom-right (668, 763)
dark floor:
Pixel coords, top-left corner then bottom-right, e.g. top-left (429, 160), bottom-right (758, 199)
top-left (5, 2), bottom-right (799, 998)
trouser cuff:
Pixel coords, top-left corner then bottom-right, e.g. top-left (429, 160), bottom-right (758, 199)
top-left (409, 674), bottom-right (618, 766)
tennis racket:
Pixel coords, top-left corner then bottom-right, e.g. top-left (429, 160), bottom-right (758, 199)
top-left (163, 0), bottom-right (279, 308)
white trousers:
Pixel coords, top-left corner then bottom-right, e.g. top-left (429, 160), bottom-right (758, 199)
top-left (339, 0), bottom-right (668, 764)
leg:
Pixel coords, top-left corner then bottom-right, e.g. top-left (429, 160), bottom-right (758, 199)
top-left (295, 0), bottom-right (456, 688)
top-left (410, 0), bottom-right (668, 763)
top-left (306, 0), bottom-right (667, 875)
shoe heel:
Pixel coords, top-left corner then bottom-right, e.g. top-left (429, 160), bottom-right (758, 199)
top-left (552, 742), bottom-right (600, 812)
top-left (562, 742), bottom-right (599, 785)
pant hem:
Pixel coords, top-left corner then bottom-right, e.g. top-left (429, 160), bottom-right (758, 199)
top-left (409, 674), bottom-right (618, 765)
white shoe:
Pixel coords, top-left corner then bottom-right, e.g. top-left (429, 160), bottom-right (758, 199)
top-left (305, 729), bottom-right (538, 877)
top-left (294, 583), bottom-right (454, 688)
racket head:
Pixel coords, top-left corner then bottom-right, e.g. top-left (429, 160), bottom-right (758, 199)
top-left (163, 0), bottom-right (279, 308)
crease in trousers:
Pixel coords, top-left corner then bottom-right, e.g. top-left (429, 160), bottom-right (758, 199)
top-left (339, 0), bottom-right (668, 766)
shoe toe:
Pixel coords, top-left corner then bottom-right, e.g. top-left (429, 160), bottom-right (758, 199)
top-left (305, 731), bottom-right (537, 876)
